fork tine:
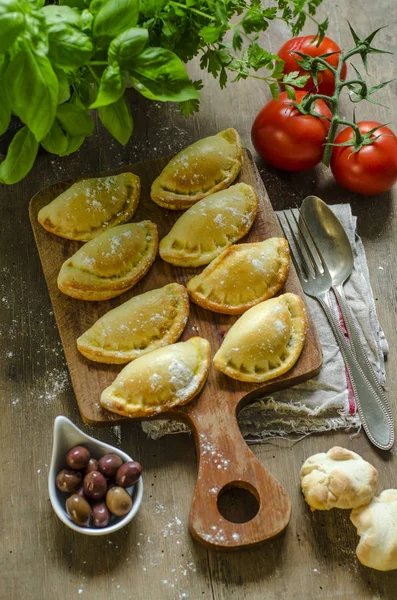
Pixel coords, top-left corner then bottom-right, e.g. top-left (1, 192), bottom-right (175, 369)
top-left (289, 209), bottom-right (320, 275)
top-left (280, 212), bottom-right (311, 280)
top-left (295, 204), bottom-right (329, 272)
top-left (277, 215), bottom-right (306, 281)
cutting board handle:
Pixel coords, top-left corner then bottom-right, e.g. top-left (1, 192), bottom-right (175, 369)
top-left (186, 395), bottom-right (291, 550)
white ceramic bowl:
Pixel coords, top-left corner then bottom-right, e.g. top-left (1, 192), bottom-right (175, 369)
top-left (49, 416), bottom-right (143, 535)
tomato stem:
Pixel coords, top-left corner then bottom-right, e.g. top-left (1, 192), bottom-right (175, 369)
top-left (292, 35), bottom-right (388, 166)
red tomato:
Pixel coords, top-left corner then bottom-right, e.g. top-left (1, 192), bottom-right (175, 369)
top-left (278, 35), bottom-right (347, 96)
top-left (251, 91), bottom-right (332, 172)
top-left (330, 122), bottom-right (397, 195)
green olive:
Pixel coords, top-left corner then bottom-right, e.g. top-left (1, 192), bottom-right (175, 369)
top-left (66, 494), bottom-right (91, 527)
top-left (106, 486), bottom-right (133, 517)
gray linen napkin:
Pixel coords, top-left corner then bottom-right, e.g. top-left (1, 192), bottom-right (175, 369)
top-left (142, 204), bottom-right (388, 443)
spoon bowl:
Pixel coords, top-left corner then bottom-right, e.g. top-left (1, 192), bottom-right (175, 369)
top-left (49, 416), bottom-right (143, 535)
top-left (300, 195), bottom-right (354, 285)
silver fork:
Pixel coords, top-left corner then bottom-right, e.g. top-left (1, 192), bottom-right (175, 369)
top-left (278, 209), bottom-right (394, 451)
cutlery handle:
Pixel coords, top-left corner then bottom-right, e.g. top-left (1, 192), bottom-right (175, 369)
top-left (318, 295), bottom-right (394, 451)
top-left (333, 285), bottom-right (393, 418)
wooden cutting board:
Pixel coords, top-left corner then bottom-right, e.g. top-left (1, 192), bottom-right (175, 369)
top-left (30, 149), bottom-right (322, 550)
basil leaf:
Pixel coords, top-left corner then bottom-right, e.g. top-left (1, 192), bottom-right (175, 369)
top-left (60, 133), bottom-right (85, 156)
top-left (5, 49), bottom-right (58, 141)
top-left (59, 0), bottom-right (88, 9)
top-left (81, 9), bottom-right (93, 31)
top-left (0, 126), bottom-right (39, 184)
top-left (56, 103), bottom-right (94, 137)
top-left (24, 12), bottom-right (49, 57)
top-left (41, 5), bottom-right (82, 27)
top-left (98, 96), bottom-right (133, 145)
top-left (90, 64), bottom-right (125, 108)
top-left (0, 1), bottom-right (26, 53)
top-left (129, 47), bottom-right (200, 102)
top-left (108, 28), bottom-right (148, 67)
top-left (0, 81), bottom-right (11, 135)
top-left (56, 69), bottom-right (71, 104)
top-left (41, 120), bottom-right (69, 154)
top-left (74, 78), bottom-right (96, 107)
top-left (47, 23), bottom-right (94, 68)
top-left (93, 0), bottom-right (140, 47)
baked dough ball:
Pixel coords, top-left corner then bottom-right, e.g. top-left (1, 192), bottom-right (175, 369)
top-left (300, 447), bottom-right (378, 511)
top-left (351, 489), bottom-right (397, 571)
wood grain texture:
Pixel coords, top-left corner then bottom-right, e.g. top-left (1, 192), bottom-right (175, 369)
top-left (2, 0), bottom-right (397, 596)
top-left (29, 149), bottom-right (322, 549)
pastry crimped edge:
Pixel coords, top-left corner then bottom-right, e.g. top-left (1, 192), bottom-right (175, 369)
top-left (213, 292), bottom-right (307, 382)
top-left (76, 283), bottom-right (190, 364)
top-left (100, 337), bottom-right (211, 419)
top-left (38, 173), bottom-right (141, 241)
top-left (57, 221), bottom-right (159, 301)
top-left (186, 238), bottom-right (290, 314)
top-left (159, 184), bottom-right (259, 267)
top-left (150, 129), bottom-right (243, 210)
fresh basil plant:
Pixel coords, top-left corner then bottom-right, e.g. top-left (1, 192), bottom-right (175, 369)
top-left (0, 0), bottom-right (324, 184)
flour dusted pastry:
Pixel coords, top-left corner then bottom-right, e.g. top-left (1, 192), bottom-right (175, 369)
top-left (58, 221), bottom-right (158, 301)
top-left (151, 129), bottom-right (242, 210)
top-left (159, 183), bottom-right (258, 267)
top-left (301, 447), bottom-right (378, 511)
top-left (213, 293), bottom-right (306, 382)
top-left (187, 238), bottom-right (290, 314)
top-left (351, 490), bottom-right (397, 571)
top-left (77, 283), bottom-right (189, 363)
top-left (38, 173), bottom-right (140, 241)
top-left (100, 337), bottom-right (210, 418)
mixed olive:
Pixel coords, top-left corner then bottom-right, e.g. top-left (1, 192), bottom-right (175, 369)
top-left (56, 445), bottom-right (142, 528)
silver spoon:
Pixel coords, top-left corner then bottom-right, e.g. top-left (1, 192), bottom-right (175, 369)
top-left (300, 195), bottom-right (393, 422)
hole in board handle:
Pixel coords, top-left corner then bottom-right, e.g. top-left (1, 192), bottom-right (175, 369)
top-left (217, 481), bottom-right (260, 524)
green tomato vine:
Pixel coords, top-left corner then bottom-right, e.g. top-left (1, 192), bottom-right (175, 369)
top-left (291, 23), bottom-right (394, 166)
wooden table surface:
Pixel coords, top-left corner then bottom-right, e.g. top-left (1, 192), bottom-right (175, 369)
top-left (1, 0), bottom-right (397, 597)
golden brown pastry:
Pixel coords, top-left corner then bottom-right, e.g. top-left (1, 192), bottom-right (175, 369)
top-left (58, 221), bottom-right (158, 301)
top-left (100, 337), bottom-right (211, 418)
top-left (351, 489), bottom-right (397, 571)
top-left (77, 283), bottom-right (189, 363)
top-left (186, 238), bottom-right (290, 314)
top-left (301, 447), bottom-right (378, 511)
top-left (151, 129), bottom-right (242, 210)
top-left (38, 172), bottom-right (140, 241)
top-left (159, 183), bottom-right (258, 267)
top-left (213, 293), bottom-right (307, 382)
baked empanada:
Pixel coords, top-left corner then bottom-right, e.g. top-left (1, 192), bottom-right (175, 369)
top-left (58, 221), bottom-right (158, 301)
top-left (100, 337), bottom-right (211, 418)
top-left (38, 173), bottom-right (140, 241)
top-left (151, 129), bottom-right (242, 210)
top-left (213, 293), bottom-right (307, 383)
top-left (159, 183), bottom-right (258, 267)
top-left (77, 283), bottom-right (189, 363)
top-left (187, 238), bottom-right (290, 314)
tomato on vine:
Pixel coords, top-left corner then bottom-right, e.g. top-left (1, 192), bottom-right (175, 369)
top-left (251, 91), bottom-right (332, 172)
top-left (277, 35), bottom-right (347, 96)
top-left (330, 122), bottom-right (397, 195)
